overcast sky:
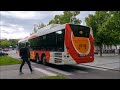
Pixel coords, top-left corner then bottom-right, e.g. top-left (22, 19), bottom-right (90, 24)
top-left (0, 11), bottom-right (95, 40)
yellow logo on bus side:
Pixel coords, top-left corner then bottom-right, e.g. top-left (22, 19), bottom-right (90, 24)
top-left (72, 33), bottom-right (89, 54)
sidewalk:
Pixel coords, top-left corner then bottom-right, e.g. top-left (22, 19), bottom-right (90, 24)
top-left (0, 64), bottom-right (48, 79)
top-left (0, 50), bottom-right (58, 79)
top-left (82, 54), bottom-right (120, 71)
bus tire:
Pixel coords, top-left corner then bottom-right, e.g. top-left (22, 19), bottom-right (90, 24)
top-left (42, 55), bottom-right (47, 65)
top-left (36, 54), bottom-right (40, 64)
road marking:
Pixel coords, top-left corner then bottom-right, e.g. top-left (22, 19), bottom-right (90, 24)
top-left (31, 62), bottom-right (36, 64)
top-left (75, 70), bottom-right (88, 73)
top-left (33, 67), bottom-right (57, 76)
top-left (46, 67), bottom-right (73, 75)
top-left (77, 64), bottom-right (108, 71)
top-left (98, 62), bottom-right (119, 65)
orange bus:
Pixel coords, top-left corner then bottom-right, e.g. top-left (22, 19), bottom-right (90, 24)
top-left (18, 23), bottom-right (94, 65)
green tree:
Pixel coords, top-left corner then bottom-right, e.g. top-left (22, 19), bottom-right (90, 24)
top-left (85, 11), bottom-right (110, 38)
top-left (33, 23), bottom-right (46, 33)
top-left (86, 11), bottom-right (120, 56)
top-left (49, 11), bottom-right (81, 25)
top-left (102, 11), bottom-right (120, 47)
top-left (85, 11), bottom-right (112, 56)
top-left (85, 14), bottom-right (98, 38)
top-left (0, 39), bottom-right (11, 48)
top-left (0, 39), bottom-right (2, 48)
top-left (9, 39), bottom-right (18, 48)
top-left (38, 23), bottom-right (46, 29)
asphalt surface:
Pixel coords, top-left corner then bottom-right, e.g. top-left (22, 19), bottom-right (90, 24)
top-left (0, 50), bottom-right (120, 79)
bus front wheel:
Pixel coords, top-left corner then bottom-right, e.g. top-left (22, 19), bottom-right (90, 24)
top-left (36, 54), bottom-right (40, 64)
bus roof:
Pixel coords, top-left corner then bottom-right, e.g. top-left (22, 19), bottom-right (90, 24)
top-left (36, 24), bottom-right (66, 36)
top-left (18, 24), bottom-right (93, 43)
top-left (18, 24), bottom-right (66, 43)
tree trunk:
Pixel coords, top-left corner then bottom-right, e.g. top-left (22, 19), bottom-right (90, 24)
top-left (99, 45), bottom-right (102, 56)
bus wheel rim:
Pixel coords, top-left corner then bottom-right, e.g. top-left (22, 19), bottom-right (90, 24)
top-left (36, 56), bottom-right (39, 63)
top-left (43, 57), bottom-right (46, 64)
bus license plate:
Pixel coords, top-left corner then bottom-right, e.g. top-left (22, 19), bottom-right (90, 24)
top-left (79, 54), bottom-right (86, 57)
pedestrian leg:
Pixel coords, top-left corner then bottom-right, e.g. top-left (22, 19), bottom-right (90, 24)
top-left (26, 58), bottom-right (33, 72)
top-left (19, 59), bottom-right (25, 72)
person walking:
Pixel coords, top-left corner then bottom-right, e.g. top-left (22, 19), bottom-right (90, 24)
top-left (19, 43), bottom-right (33, 74)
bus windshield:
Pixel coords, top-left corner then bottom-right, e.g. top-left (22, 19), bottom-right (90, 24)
top-left (69, 24), bottom-right (90, 38)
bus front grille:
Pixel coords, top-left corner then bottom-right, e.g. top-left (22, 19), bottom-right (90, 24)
top-left (54, 53), bottom-right (62, 57)
top-left (54, 58), bottom-right (62, 63)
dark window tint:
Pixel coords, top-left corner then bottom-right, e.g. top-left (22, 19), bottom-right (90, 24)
top-left (29, 29), bottom-right (65, 51)
top-left (69, 24), bottom-right (90, 38)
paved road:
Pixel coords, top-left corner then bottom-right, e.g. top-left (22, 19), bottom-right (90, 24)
top-left (1, 50), bottom-right (120, 79)
top-left (83, 54), bottom-right (120, 71)
top-left (7, 50), bottom-right (120, 71)
top-left (32, 63), bottom-right (120, 79)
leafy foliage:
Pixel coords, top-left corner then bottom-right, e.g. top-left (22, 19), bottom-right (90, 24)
top-left (0, 39), bottom-right (18, 48)
top-left (49, 11), bottom-right (81, 25)
top-left (33, 23), bottom-right (46, 33)
top-left (85, 11), bottom-right (120, 56)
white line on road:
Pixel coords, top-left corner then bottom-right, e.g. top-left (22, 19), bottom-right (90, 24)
top-left (77, 64), bottom-right (108, 71)
top-left (75, 70), bottom-right (88, 73)
top-left (31, 62), bottom-right (36, 64)
top-left (33, 67), bottom-right (57, 76)
top-left (46, 67), bottom-right (73, 75)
